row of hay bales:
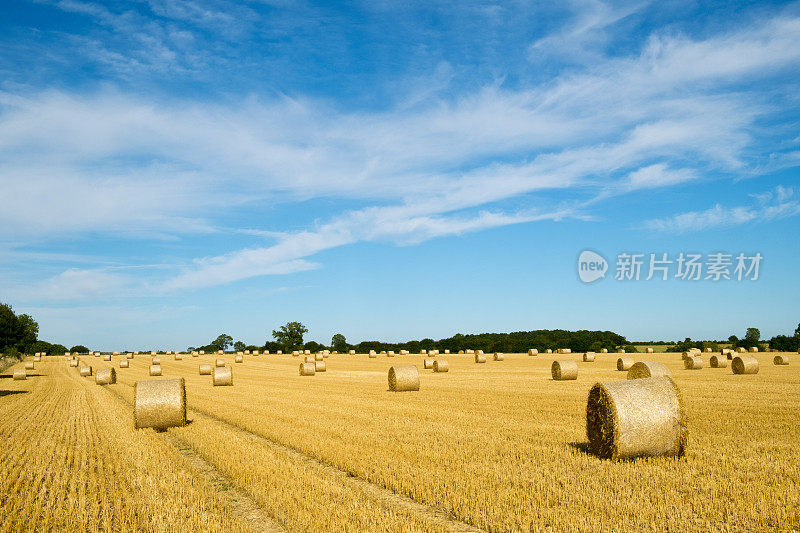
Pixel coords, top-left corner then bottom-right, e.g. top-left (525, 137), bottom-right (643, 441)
top-left (681, 350), bottom-right (768, 374)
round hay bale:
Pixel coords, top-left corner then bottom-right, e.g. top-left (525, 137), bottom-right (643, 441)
top-left (466, 349), bottom-right (474, 354)
top-left (710, 355), bottom-right (728, 368)
top-left (314, 361), bottom-right (326, 372)
top-left (166, 351), bottom-right (172, 355)
top-left (134, 378), bottom-right (186, 430)
top-left (276, 350), bottom-right (282, 354)
top-left (423, 358), bottom-right (434, 369)
top-left (387, 351), bottom-right (395, 357)
top-left (736, 347), bottom-right (746, 353)
top-left (218, 350), bottom-right (224, 355)
top-left (151, 357), bottom-right (161, 365)
top-left (215, 359), bottom-right (225, 367)
top-left (150, 351), bottom-right (157, 356)
top-left (444, 349), bottom-right (450, 354)
top-left (191, 351), bottom-right (198, 356)
top-left (433, 360), bottom-right (449, 373)
top-left (127, 353), bottom-right (134, 359)
top-left (234, 354), bottom-right (243, 363)
top-left (774, 354), bottom-right (789, 366)
top-left (349, 350), bottom-right (356, 355)
top-left (749, 347), bottom-right (758, 353)
top-left (646, 347), bottom-right (654, 353)
top-left (253, 350), bottom-right (259, 355)
top-left (292, 351), bottom-right (299, 356)
top-left (213, 366), bottom-right (233, 386)
top-left (174, 354), bottom-right (182, 361)
top-left (149, 364), bottom-right (162, 376)
top-left (304, 356), bottom-right (315, 363)
top-left (493, 352), bottom-right (504, 361)
top-left (620, 349), bottom-right (626, 354)
top-left (421, 350), bottom-right (427, 354)
top-left (388, 365), bottom-right (420, 392)
top-left (120, 359), bottom-right (129, 368)
top-left (12, 369), bottom-right (26, 380)
top-left (95, 368), bottom-right (116, 385)
top-left (458, 350), bottom-right (464, 354)
top-left (80, 366), bottom-right (92, 377)
top-left (198, 364), bottom-right (212, 375)
top-left (732, 354), bottom-right (759, 375)
top-left (583, 352), bottom-right (596, 362)
top-left (627, 361), bottom-right (671, 380)
top-left (315, 353), bottom-right (323, 361)
top-left (368, 351), bottom-right (377, 358)
top-left (528, 349), bottom-right (538, 356)
top-left (586, 377), bottom-right (687, 460)
top-left (684, 356), bottom-right (703, 370)
top-left (601, 348), bottom-right (608, 354)
top-left (552, 360), bottom-right (578, 380)
top-left (244, 350), bottom-right (250, 355)
top-left (616, 357), bottom-right (634, 371)
top-left (33, 356), bottom-right (41, 362)
top-left (24, 361), bottom-right (34, 370)
top-left (304, 350), bottom-right (311, 355)
top-left (705, 347), bottom-right (712, 352)
top-left (546, 349), bottom-right (553, 354)
top-left (474, 352), bottom-right (486, 363)
top-left (69, 359), bottom-right (78, 367)
top-left (299, 362), bottom-right (315, 376)
top-left (103, 354), bottom-right (111, 361)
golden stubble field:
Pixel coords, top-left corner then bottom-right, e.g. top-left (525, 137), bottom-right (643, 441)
top-left (1, 350), bottom-right (798, 532)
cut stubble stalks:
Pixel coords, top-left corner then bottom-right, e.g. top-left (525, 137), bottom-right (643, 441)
top-left (133, 378), bottom-right (187, 430)
top-left (586, 377), bottom-right (687, 461)
top-left (388, 365), bottom-right (420, 391)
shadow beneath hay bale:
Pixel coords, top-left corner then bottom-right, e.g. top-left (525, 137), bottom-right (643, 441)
top-left (568, 441), bottom-right (591, 455)
top-left (0, 375), bottom-right (13, 379)
top-left (0, 390), bottom-right (29, 396)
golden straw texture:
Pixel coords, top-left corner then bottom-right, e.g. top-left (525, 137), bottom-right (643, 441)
top-left (627, 361), bottom-right (670, 379)
top-left (552, 360), bottom-right (578, 380)
top-left (388, 366), bottom-right (420, 392)
top-left (732, 355), bottom-right (759, 375)
top-left (133, 378), bottom-right (186, 430)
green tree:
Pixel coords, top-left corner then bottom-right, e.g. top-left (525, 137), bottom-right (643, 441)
top-left (16, 314), bottom-right (39, 352)
top-left (272, 321), bottom-right (308, 350)
top-left (794, 323), bottom-right (800, 338)
top-left (745, 328), bottom-right (761, 344)
top-left (233, 340), bottom-right (246, 351)
top-left (331, 333), bottom-right (347, 352)
top-left (210, 334), bottom-right (233, 351)
top-left (70, 345), bottom-right (89, 353)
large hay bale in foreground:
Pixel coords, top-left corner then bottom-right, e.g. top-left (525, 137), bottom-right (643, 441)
top-left (388, 365), bottom-right (420, 392)
top-left (474, 352), bottom-right (486, 363)
top-left (215, 359), bottom-right (225, 367)
top-left (528, 349), bottom-right (538, 356)
top-left (234, 354), bottom-right (243, 363)
top-left (213, 366), bottom-right (233, 386)
top-left (423, 358), bottom-right (435, 369)
top-left (627, 361), bottom-right (670, 380)
top-left (149, 364), bottom-right (162, 376)
top-left (12, 369), bottom-right (26, 380)
top-left (134, 378), bottom-right (186, 430)
top-left (95, 368), bottom-right (116, 385)
top-left (586, 377), bottom-right (687, 460)
top-left (774, 354), bottom-right (789, 366)
top-left (583, 352), bottom-right (595, 362)
top-left (24, 362), bottom-right (34, 370)
top-left (617, 357), bottom-right (634, 371)
top-left (552, 360), bottom-right (578, 380)
top-left (493, 352), bottom-right (504, 361)
top-left (684, 356), bottom-right (704, 370)
top-left (199, 364), bottom-right (212, 375)
top-left (299, 362), bottom-right (315, 376)
top-left (80, 366), bottom-right (92, 377)
top-left (120, 359), bottom-right (129, 368)
top-left (732, 355), bottom-right (759, 375)
top-left (315, 361), bottom-right (326, 372)
top-left (433, 360), bottom-right (449, 373)
top-left (710, 355), bottom-right (728, 368)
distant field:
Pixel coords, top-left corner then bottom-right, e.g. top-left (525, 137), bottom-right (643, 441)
top-left (2, 350), bottom-right (798, 531)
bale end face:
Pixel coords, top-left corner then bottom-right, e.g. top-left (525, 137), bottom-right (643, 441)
top-left (133, 378), bottom-right (186, 430)
top-left (774, 355), bottom-right (789, 366)
top-left (215, 359), bottom-right (225, 367)
top-left (552, 360), bottom-right (578, 380)
top-left (388, 365), bottom-right (420, 391)
top-left (732, 355), bottom-right (759, 375)
top-left (433, 360), bottom-right (449, 373)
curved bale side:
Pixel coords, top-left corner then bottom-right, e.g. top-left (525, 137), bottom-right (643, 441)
top-left (774, 354), bottom-right (789, 366)
top-left (305, 356), bottom-right (316, 363)
top-left (528, 349), bottom-right (538, 356)
top-left (493, 352), bottom-right (504, 361)
top-left (134, 378), bottom-right (186, 430)
top-left (315, 361), bottom-right (327, 372)
top-left (710, 355), bottom-right (728, 368)
top-left (299, 362), bottom-right (316, 376)
top-left (433, 360), bottom-right (449, 373)
top-left (315, 353), bottom-right (324, 361)
top-left (234, 355), bottom-right (243, 363)
top-left (151, 357), bottom-right (161, 365)
top-left (617, 357), bottom-right (634, 371)
top-left (646, 347), bottom-right (654, 353)
top-left (368, 351), bottom-right (377, 358)
top-left (120, 359), bottom-right (129, 368)
top-left (586, 376), bottom-right (687, 460)
top-left (474, 352), bottom-right (487, 364)
top-left (583, 352), bottom-right (596, 362)
top-left (215, 359), bottom-right (225, 367)
top-left (149, 364), bottom-right (162, 377)
top-left (24, 362), bottom-right (34, 370)
top-left (388, 365), bottom-right (420, 392)
top-left (552, 360), bottom-right (578, 381)
top-left (213, 366), bottom-right (233, 386)
top-left (684, 356), bottom-right (704, 370)
top-left (627, 361), bottom-right (670, 380)
top-left (732, 354), bottom-right (759, 375)
top-left (95, 367), bottom-right (116, 385)
top-left (199, 364), bottom-right (213, 375)
top-left (80, 366), bottom-right (93, 377)
top-left (423, 358), bottom-right (435, 369)
top-left (13, 369), bottom-right (26, 380)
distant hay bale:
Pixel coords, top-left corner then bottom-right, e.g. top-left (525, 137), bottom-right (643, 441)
top-left (474, 352), bottom-right (486, 363)
top-left (349, 350), bottom-right (356, 355)
top-left (546, 349), bottom-right (553, 354)
top-left (199, 364), bottom-right (212, 375)
top-left (601, 348), bottom-right (608, 354)
top-left (112, 351), bottom-right (120, 355)
top-left (191, 351), bottom-right (198, 357)
top-left (95, 368), bottom-right (116, 385)
top-left (684, 356), bottom-right (704, 370)
top-left (305, 356), bottom-right (315, 363)
top-left (215, 359), bottom-right (225, 367)
top-left (387, 351), bottom-right (395, 357)
top-left (620, 349), bottom-right (626, 353)
top-left (558, 348), bottom-right (572, 354)
top-left (466, 349), bottom-right (474, 354)
top-left (552, 360), bottom-right (578, 380)
top-left (174, 354), bottom-right (182, 361)
top-left (133, 378), bottom-right (186, 430)
top-left (705, 347), bottom-right (712, 352)
top-left (276, 350), bottom-right (282, 354)
top-left (218, 350), bottom-right (224, 355)
top-left (315, 361), bottom-right (326, 372)
top-left (24, 362), bottom-right (34, 370)
top-left (421, 350), bottom-right (427, 354)
top-left (199, 350), bottom-right (205, 355)
top-left (253, 350), bottom-right (259, 355)
top-left (33, 356), bottom-right (41, 362)
top-left (369, 351), bottom-right (377, 358)
top-left (234, 354), bottom-right (243, 363)
top-left (444, 349), bottom-right (450, 354)
top-left (710, 355), bottom-right (728, 368)
top-left (133, 351), bottom-right (139, 355)
top-left (627, 361), bottom-right (671, 380)
top-left (315, 353), bottom-right (323, 361)
top-left (299, 362), bottom-right (316, 376)
top-left (166, 351), bottom-right (172, 355)
top-left (69, 359), bottom-right (78, 367)
top-left (616, 357), bottom-right (634, 371)
top-left (423, 358), bottom-right (435, 369)
top-left (528, 349), bottom-right (538, 356)
top-left (151, 351), bottom-right (157, 356)
top-left (748, 347), bottom-right (758, 353)
top-left (151, 357), bottom-right (161, 365)
top-left (732, 355), bottom-right (759, 375)
top-left (213, 366), bottom-right (233, 386)
top-left (12, 369), bottom-right (26, 380)
top-left (244, 350), bottom-right (250, 355)
top-left (149, 364), bottom-right (162, 376)
top-left (126, 353), bottom-right (134, 359)
top-left (736, 347), bottom-right (746, 353)
top-left (586, 377), bottom-right (687, 460)
top-left (433, 360), bottom-right (449, 373)
top-left (292, 351), bottom-right (299, 356)
top-left (458, 350), bottom-right (464, 354)
top-left (583, 352), bottom-right (596, 362)
top-left (80, 366), bottom-right (92, 377)
top-left (493, 352), bottom-right (504, 361)
top-left (120, 359), bottom-right (129, 368)
top-left (774, 354), bottom-right (789, 365)
top-left (388, 365), bottom-right (420, 392)
top-left (646, 347), bottom-right (654, 353)
top-left (304, 350), bottom-right (311, 355)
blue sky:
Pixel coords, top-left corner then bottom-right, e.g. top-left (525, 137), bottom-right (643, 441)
top-left (1, 0), bottom-right (799, 350)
